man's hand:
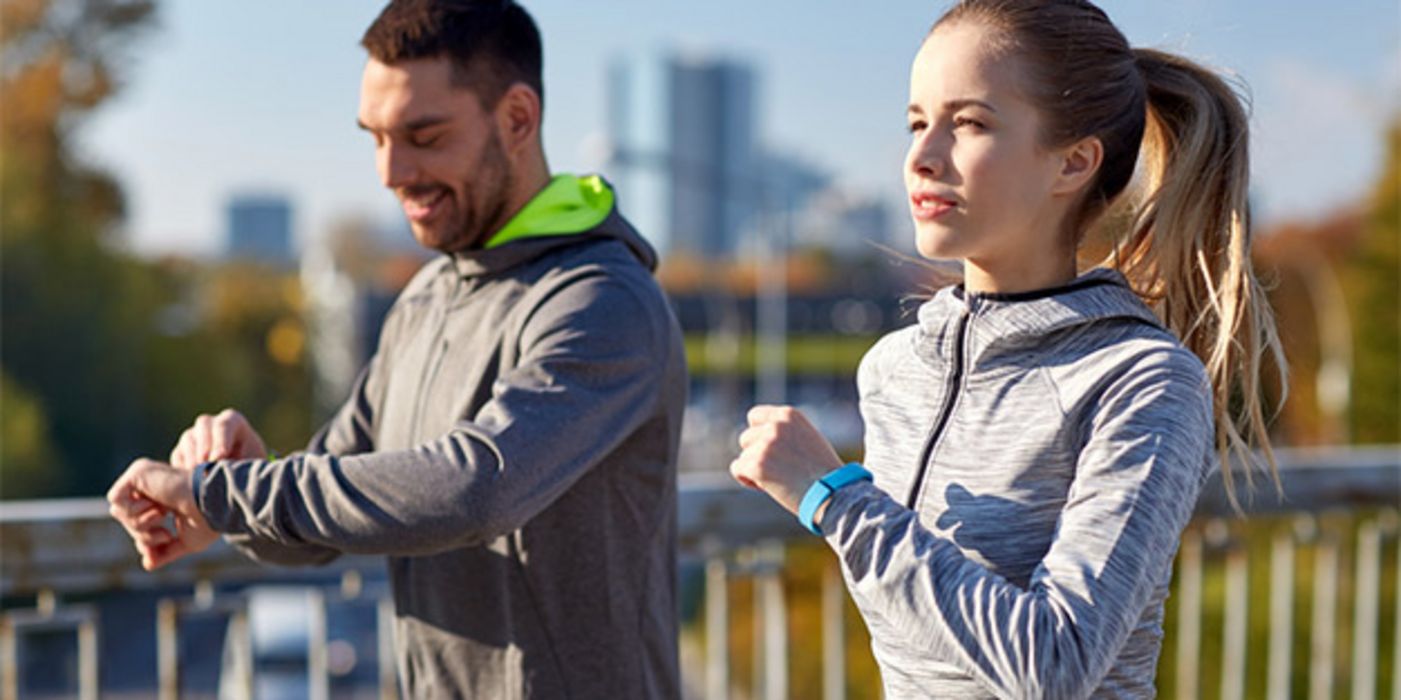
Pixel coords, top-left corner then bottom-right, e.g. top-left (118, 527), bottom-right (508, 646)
top-left (107, 458), bottom-right (219, 570)
top-left (169, 408), bottom-right (267, 468)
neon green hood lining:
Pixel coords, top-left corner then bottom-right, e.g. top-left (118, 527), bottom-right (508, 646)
top-left (483, 174), bottom-right (615, 250)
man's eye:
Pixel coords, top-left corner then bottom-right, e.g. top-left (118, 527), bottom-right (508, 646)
top-left (411, 134), bottom-right (442, 148)
top-left (907, 120), bottom-right (927, 134)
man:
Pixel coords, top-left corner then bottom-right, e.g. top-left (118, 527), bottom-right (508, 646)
top-left (106, 1), bottom-right (686, 696)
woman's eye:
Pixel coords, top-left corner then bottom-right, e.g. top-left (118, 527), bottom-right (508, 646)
top-left (954, 116), bottom-right (986, 130)
top-left (907, 120), bottom-right (927, 134)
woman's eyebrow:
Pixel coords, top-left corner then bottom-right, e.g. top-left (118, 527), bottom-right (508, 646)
top-left (942, 98), bottom-right (997, 113)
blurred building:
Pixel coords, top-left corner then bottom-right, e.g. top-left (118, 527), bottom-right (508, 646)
top-left (795, 186), bottom-right (898, 254)
top-left (300, 217), bottom-right (429, 420)
top-left (608, 54), bottom-right (759, 258)
top-left (226, 194), bottom-right (294, 265)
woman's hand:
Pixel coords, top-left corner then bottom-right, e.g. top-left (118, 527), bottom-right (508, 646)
top-left (730, 405), bottom-right (844, 515)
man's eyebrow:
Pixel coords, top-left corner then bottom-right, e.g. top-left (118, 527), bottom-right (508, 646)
top-left (403, 115), bottom-right (451, 131)
top-left (355, 115), bottom-right (452, 133)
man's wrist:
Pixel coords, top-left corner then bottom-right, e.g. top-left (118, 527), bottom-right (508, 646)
top-left (190, 461), bottom-right (212, 516)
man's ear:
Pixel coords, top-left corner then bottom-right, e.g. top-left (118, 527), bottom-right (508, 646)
top-left (495, 83), bottom-right (541, 156)
top-left (1051, 135), bottom-right (1104, 197)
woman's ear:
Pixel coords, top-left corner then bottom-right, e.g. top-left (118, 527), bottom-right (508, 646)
top-left (494, 82), bottom-right (541, 156)
top-left (1051, 135), bottom-right (1104, 197)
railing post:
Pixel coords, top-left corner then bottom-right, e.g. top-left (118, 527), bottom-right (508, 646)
top-left (0, 591), bottom-right (100, 700)
top-left (705, 549), bottom-right (729, 700)
top-left (158, 581), bottom-right (252, 700)
top-left (752, 554), bottom-right (763, 700)
top-left (1392, 514), bottom-right (1400, 700)
top-left (376, 594), bottom-right (397, 699)
top-left (77, 607), bottom-right (98, 700)
top-left (1266, 522), bottom-right (1297, 700)
top-left (1175, 527), bottom-right (1202, 699)
top-left (756, 541), bottom-right (787, 700)
top-left (1210, 520), bottom-right (1248, 700)
top-left (308, 588), bottom-right (330, 700)
top-left (228, 602), bottom-right (253, 700)
top-left (157, 597), bottom-right (179, 700)
top-left (0, 613), bottom-right (13, 700)
top-left (822, 561), bottom-right (845, 700)
top-left (1351, 517), bottom-right (1384, 700)
top-left (1310, 530), bottom-right (1339, 700)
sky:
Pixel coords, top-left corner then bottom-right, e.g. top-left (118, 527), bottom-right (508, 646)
top-left (76, 1), bottom-right (1400, 258)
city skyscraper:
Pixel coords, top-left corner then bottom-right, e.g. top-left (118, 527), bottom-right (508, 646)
top-left (666, 57), bottom-right (756, 259)
top-left (608, 54), bottom-right (757, 259)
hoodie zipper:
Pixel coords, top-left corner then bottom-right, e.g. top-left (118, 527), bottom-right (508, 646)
top-left (409, 270), bottom-right (469, 445)
top-left (905, 301), bottom-right (976, 510)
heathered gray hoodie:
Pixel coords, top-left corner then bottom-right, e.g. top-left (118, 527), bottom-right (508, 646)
top-left (820, 267), bottom-right (1214, 698)
top-left (194, 186), bottom-right (687, 699)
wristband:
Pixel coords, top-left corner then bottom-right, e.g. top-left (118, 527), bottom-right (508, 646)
top-left (797, 463), bottom-right (872, 535)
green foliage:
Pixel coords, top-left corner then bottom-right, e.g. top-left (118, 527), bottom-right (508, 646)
top-left (0, 0), bottom-right (312, 498)
top-left (0, 372), bottom-right (63, 496)
top-left (1343, 121), bottom-right (1401, 443)
top-left (1, 0), bottom-right (159, 498)
top-left (683, 334), bottom-right (880, 376)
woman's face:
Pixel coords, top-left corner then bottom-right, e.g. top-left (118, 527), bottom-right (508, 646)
top-left (904, 21), bottom-right (1070, 268)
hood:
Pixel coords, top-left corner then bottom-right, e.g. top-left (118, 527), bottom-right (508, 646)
top-left (915, 267), bottom-right (1165, 361)
top-left (448, 173), bottom-right (659, 278)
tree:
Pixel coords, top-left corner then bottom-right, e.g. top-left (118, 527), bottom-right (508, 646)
top-left (1342, 121), bottom-right (1401, 443)
top-left (2, 1), bottom-right (317, 500)
top-left (1, 0), bottom-right (160, 498)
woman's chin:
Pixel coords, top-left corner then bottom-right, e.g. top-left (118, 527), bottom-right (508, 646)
top-left (915, 230), bottom-right (963, 261)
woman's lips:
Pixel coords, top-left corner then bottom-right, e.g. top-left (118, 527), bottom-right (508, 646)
top-left (910, 192), bottom-right (956, 221)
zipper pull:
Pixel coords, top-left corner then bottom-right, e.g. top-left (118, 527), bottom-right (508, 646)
top-left (964, 294), bottom-right (980, 315)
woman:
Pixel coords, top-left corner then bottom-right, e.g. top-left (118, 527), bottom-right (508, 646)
top-left (729, 1), bottom-right (1284, 696)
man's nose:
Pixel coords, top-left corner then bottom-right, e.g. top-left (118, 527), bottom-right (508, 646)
top-left (378, 142), bottom-right (418, 189)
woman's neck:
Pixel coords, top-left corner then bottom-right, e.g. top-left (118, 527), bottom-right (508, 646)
top-left (962, 254), bottom-right (1078, 296)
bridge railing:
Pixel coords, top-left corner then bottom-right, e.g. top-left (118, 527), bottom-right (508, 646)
top-left (1, 446), bottom-right (1397, 699)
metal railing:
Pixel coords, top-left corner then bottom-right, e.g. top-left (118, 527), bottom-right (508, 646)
top-left (1, 446), bottom-right (1397, 699)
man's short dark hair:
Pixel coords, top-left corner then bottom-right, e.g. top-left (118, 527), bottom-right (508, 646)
top-left (361, 0), bottom-right (543, 110)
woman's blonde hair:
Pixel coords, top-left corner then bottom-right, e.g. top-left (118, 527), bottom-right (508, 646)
top-left (933, 0), bottom-right (1287, 510)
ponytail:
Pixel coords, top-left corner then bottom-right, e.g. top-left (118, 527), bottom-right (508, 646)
top-left (1108, 48), bottom-right (1287, 510)
top-left (932, 1), bottom-right (1288, 510)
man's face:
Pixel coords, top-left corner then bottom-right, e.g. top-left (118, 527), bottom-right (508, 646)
top-left (357, 57), bottom-right (513, 253)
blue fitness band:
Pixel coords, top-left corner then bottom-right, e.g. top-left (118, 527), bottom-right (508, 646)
top-left (797, 463), bottom-right (872, 536)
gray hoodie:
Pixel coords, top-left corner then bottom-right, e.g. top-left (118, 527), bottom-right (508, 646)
top-left (195, 199), bottom-right (687, 698)
top-left (821, 267), bottom-right (1214, 698)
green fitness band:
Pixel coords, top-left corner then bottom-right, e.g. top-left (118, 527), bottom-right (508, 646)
top-left (797, 463), bottom-right (872, 535)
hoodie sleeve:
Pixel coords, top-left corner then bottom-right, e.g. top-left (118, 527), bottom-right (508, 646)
top-left (195, 270), bottom-right (675, 557)
top-left (214, 305), bottom-right (404, 566)
top-left (302, 359), bottom-right (383, 458)
top-left (822, 350), bottom-right (1213, 698)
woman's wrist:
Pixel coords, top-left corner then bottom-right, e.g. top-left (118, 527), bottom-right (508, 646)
top-left (797, 463), bottom-right (872, 535)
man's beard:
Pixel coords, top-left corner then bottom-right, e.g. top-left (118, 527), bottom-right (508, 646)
top-left (416, 131), bottom-right (514, 254)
